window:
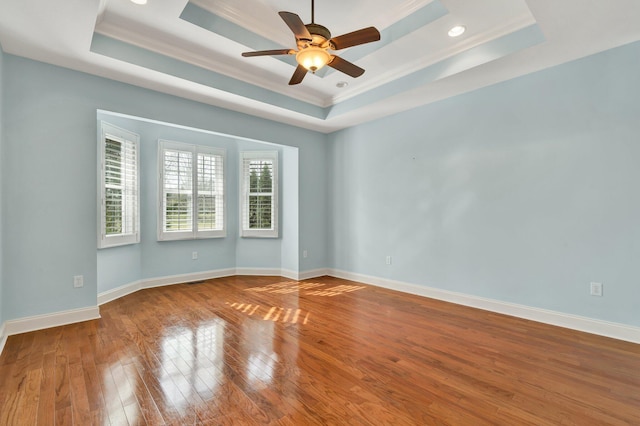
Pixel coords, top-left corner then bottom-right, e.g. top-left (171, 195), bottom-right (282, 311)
top-left (240, 151), bottom-right (278, 238)
top-left (158, 140), bottom-right (225, 240)
top-left (98, 122), bottom-right (140, 248)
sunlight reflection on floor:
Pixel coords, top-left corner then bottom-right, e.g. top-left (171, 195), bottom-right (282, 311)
top-left (244, 281), bottom-right (366, 297)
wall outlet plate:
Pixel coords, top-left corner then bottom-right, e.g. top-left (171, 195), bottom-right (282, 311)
top-left (590, 282), bottom-right (603, 296)
top-left (73, 275), bottom-right (84, 288)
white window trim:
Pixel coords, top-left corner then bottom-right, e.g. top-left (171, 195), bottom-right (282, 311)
top-left (158, 140), bottom-right (226, 241)
top-left (98, 121), bottom-right (140, 249)
top-left (240, 151), bottom-right (278, 238)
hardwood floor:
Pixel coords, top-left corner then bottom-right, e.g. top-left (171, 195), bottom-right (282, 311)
top-left (1, 275), bottom-right (639, 425)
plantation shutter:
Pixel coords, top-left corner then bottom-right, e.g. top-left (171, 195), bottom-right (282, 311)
top-left (158, 140), bottom-right (225, 240)
top-left (241, 151), bottom-right (278, 238)
top-left (197, 152), bottom-right (224, 232)
top-left (99, 122), bottom-right (140, 248)
top-left (163, 148), bottom-right (193, 235)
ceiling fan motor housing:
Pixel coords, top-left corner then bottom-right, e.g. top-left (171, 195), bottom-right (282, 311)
top-left (305, 23), bottom-right (331, 46)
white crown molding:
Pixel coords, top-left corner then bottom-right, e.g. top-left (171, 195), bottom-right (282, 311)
top-left (381, 0), bottom-right (441, 30)
top-left (197, 0), bottom-right (434, 37)
top-left (331, 13), bottom-right (538, 105)
top-left (96, 0), bottom-right (109, 26)
top-left (327, 269), bottom-right (640, 344)
top-left (93, 23), bottom-right (327, 108)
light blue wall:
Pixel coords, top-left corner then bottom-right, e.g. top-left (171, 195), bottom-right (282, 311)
top-left (2, 54), bottom-right (328, 321)
top-left (97, 243), bottom-right (141, 293)
top-left (0, 45), bottom-right (4, 324)
top-left (328, 41), bottom-right (640, 327)
top-left (3, 57), bottom-right (98, 319)
top-left (281, 146), bottom-right (300, 274)
top-left (298, 137), bottom-right (328, 272)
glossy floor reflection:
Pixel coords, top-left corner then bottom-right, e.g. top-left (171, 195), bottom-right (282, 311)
top-left (1, 275), bottom-right (639, 425)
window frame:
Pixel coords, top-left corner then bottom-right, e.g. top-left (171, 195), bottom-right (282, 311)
top-left (240, 151), bottom-right (279, 238)
top-left (98, 121), bottom-right (140, 249)
top-left (158, 140), bottom-right (226, 241)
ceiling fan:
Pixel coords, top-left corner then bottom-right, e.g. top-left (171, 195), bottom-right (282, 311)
top-left (241, 0), bottom-right (381, 85)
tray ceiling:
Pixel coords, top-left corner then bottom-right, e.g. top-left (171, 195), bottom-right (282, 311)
top-left (1, 0), bottom-right (639, 132)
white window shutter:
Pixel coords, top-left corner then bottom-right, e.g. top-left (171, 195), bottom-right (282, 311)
top-left (98, 122), bottom-right (140, 248)
top-left (158, 140), bottom-right (225, 241)
top-left (240, 151), bottom-right (278, 238)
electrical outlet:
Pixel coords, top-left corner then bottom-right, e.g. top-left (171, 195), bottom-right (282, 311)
top-left (192, 251), bottom-right (198, 260)
top-left (303, 250), bottom-right (308, 258)
top-left (385, 256), bottom-right (392, 265)
top-left (590, 282), bottom-right (603, 297)
top-left (73, 275), bottom-right (84, 288)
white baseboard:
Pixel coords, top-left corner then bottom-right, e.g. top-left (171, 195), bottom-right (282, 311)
top-left (4, 268), bottom-right (637, 360)
top-left (250, 268), bottom-right (328, 280)
top-left (280, 268), bottom-right (299, 280)
top-left (298, 268), bottom-right (330, 280)
top-left (0, 322), bottom-right (7, 357)
top-left (98, 267), bottom-right (301, 305)
top-left (328, 269), bottom-right (640, 344)
top-left (231, 267), bottom-right (327, 281)
top-left (235, 267), bottom-right (283, 277)
top-left (98, 280), bottom-right (144, 305)
top-left (99, 269), bottom-right (237, 306)
top-left (142, 268), bottom-right (236, 289)
top-left (3, 306), bottom-right (101, 338)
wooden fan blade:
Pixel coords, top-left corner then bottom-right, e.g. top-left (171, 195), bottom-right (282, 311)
top-left (289, 64), bottom-right (308, 85)
top-left (328, 55), bottom-right (365, 78)
top-left (330, 27), bottom-right (380, 50)
top-left (279, 11), bottom-right (312, 40)
top-left (242, 49), bottom-right (294, 57)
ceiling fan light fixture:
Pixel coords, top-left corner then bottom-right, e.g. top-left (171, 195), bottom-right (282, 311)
top-left (448, 25), bottom-right (466, 37)
top-left (296, 46), bottom-right (331, 73)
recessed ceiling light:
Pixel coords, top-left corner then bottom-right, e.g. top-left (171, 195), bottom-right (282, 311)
top-left (130, 0), bottom-right (147, 4)
top-left (448, 25), bottom-right (466, 37)
top-left (336, 81), bottom-right (349, 88)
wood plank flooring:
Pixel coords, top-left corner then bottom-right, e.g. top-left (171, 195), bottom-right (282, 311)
top-left (1, 275), bottom-right (639, 425)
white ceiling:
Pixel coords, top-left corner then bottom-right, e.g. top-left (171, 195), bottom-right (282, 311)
top-left (1, 0), bottom-right (639, 133)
